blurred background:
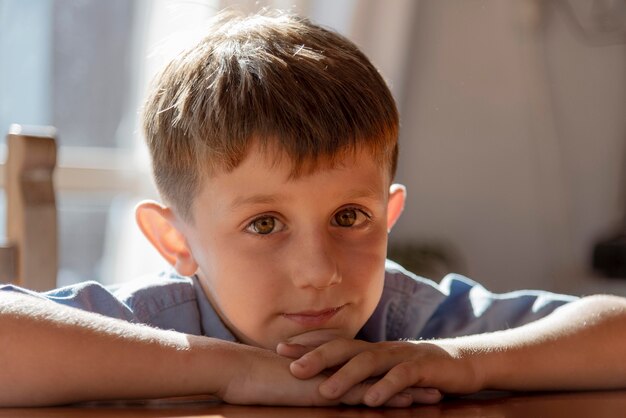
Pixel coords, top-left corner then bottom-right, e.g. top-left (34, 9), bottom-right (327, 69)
top-left (1, 0), bottom-right (625, 296)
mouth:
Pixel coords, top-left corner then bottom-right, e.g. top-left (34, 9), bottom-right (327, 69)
top-left (282, 305), bottom-right (345, 327)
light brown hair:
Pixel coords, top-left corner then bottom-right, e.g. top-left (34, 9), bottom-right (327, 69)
top-left (142, 11), bottom-right (399, 221)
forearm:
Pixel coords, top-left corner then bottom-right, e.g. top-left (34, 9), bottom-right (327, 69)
top-left (445, 295), bottom-right (626, 391)
top-left (280, 295), bottom-right (626, 405)
top-left (0, 292), bottom-right (237, 406)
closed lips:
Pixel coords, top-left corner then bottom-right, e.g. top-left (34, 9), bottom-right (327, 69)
top-left (282, 305), bottom-right (344, 325)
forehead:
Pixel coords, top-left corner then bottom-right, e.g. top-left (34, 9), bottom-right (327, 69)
top-left (191, 141), bottom-right (390, 216)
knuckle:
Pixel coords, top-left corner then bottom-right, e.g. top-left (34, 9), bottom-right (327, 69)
top-left (355, 350), bottom-right (378, 365)
top-left (387, 362), bottom-right (416, 385)
top-left (325, 338), bottom-right (349, 352)
top-left (330, 337), bottom-right (351, 351)
top-left (386, 341), bottom-right (407, 351)
top-left (304, 349), bottom-right (327, 366)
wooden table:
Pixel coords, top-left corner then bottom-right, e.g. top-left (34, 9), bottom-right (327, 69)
top-left (1, 390), bottom-right (625, 417)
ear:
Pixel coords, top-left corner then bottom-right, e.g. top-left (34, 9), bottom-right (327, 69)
top-left (387, 184), bottom-right (406, 231)
top-left (135, 200), bottom-right (198, 276)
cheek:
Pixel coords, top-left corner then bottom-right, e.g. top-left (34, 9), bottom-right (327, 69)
top-left (339, 224), bottom-right (388, 267)
top-left (192, 234), bottom-right (285, 341)
top-left (337, 226), bottom-right (388, 306)
top-left (202, 244), bottom-right (281, 307)
top-left (348, 251), bottom-right (386, 302)
top-left (195, 228), bottom-right (282, 283)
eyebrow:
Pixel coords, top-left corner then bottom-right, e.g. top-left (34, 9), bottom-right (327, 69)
top-left (229, 186), bottom-right (383, 211)
top-left (229, 194), bottom-right (283, 211)
top-left (343, 187), bottom-right (382, 202)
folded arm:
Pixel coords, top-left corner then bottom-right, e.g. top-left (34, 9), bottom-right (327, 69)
top-left (0, 291), bottom-right (232, 406)
top-left (469, 294), bottom-right (626, 390)
top-left (280, 294), bottom-right (626, 406)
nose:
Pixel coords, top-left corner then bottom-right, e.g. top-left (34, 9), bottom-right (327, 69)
top-left (289, 230), bottom-right (341, 290)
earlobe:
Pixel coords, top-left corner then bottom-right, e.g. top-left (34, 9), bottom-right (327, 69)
top-left (135, 201), bottom-right (198, 276)
top-left (387, 184), bottom-right (406, 231)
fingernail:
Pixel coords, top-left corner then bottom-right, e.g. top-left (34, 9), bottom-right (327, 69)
top-left (278, 342), bottom-right (298, 349)
top-left (291, 359), bottom-right (306, 369)
top-left (425, 388), bottom-right (440, 395)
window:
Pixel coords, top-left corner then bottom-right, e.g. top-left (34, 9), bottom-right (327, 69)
top-left (0, 0), bottom-right (164, 286)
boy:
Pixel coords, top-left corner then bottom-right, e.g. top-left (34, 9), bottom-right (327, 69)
top-left (1, 11), bottom-right (625, 408)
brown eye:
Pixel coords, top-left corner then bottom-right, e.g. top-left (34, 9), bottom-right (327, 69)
top-left (252, 216), bottom-right (275, 234)
top-left (334, 209), bottom-right (357, 227)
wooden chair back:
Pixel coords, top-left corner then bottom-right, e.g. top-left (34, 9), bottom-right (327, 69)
top-left (0, 125), bottom-right (57, 291)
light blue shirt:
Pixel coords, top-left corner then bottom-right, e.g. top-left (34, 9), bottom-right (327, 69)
top-left (0, 261), bottom-right (577, 341)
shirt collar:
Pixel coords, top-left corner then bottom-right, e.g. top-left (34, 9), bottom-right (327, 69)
top-left (191, 275), bottom-right (237, 342)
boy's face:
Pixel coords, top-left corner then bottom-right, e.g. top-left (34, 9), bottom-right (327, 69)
top-left (147, 141), bottom-right (404, 350)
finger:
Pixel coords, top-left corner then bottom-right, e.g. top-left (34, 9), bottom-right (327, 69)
top-left (289, 338), bottom-right (368, 379)
top-left (403, 387), bottom-right (442, 405)
top-left (382, 391), bottom-right (414, 408)
top-left (316, 343), bottom-right (421, 400)
top-left (364, 362), bottom-right (434, 407)
top-left (339, 384), bottom-right (413, 408)
top-left (276, 342), bottom-right (313, 359)
top-left (367, 387), bottom-right (441, 407)
top-left (318, 350), bottom-right (387, 399)
top-left (338, 380), bottom-right (379, 406)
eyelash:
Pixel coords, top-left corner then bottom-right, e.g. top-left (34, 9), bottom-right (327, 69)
top-left (244, 213), bottom-right (286, 237)
top-left (244, 206), bottom-right (373, 237)
top-left (332, 206), bottom-right (372, 228)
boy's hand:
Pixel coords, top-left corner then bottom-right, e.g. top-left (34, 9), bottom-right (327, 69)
top-left (277, 338), bottom-right (476, 407)
top-left (218, 342), bottom-right (438, 407)
top-left (278, 296), bottom-right (626, 405)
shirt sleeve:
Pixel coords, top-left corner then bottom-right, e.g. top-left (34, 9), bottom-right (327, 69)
top-left (0, 281), bottom-right (137, 322)
top-left (418, 273), bottom-right (579, 339)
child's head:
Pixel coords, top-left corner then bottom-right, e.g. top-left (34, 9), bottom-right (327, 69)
top-left (137, 11), bottom-right (407, 349)
top-left (142, 11), bottom-right (399, 221)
